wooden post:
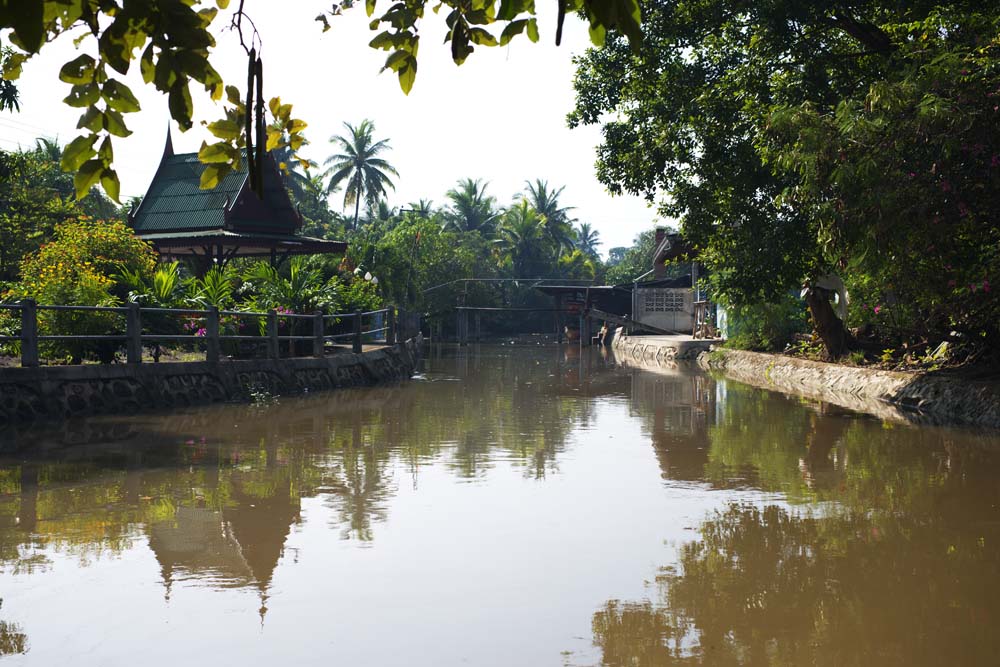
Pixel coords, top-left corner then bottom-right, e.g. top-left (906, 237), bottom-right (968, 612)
top-left (206, 306), bottom-right (220, 363)
top-left (313, 311), bottom-right (325, 357)
top-left (386, 306), bottom-right (396, 345)
top-left (353, 311), bottom-right (363, 353)
top-left (555, 295), bottom-right (563, 343)
top-left (267, 309), bottom-right (279, 359)
top-left (126, 303), bottom-right (142, 364)
top-left (20, 299), bottom-right (38, 368)
top-left (475, 312), bottom-right (482, 342)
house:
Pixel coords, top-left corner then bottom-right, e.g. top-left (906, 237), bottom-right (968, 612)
top-left (129, 132), bottom-right (346, 271)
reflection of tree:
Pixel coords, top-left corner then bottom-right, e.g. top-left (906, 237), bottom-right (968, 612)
top-left (0, 620), bottom-right (27, 656)
top-left (594, 502), bottom-right (1000, 666)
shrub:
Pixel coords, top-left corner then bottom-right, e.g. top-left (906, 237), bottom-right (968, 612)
top-left (724, 293), bottom-right (809, 352)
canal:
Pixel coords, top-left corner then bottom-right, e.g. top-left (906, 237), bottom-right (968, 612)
top-left (1, 345), bottom-right (998, 665)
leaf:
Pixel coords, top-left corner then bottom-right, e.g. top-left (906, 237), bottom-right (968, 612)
top-left (74, 159), bottom-right (104, 199)
top-left (98, 136), bottom-right (114, 164)
top-left (61, 134), bottom-right (99, 172)
top-left (103, 79), bottom-right (141, 112)
top-left (200, 163), bottom-right (233, 190)
top-left (526, 18), bottom-right (539, 43)
top-left (217, 0), bottom-right (231, 8)
top-left (266, 129), bottom-right (282, 152)
top-left (499, 19), bottom-right (529, 46)
top-left (366, 0), bottom-right (376, 17)
top-left (398, 55), bottom-right (417, 94)
top-left (63, 83), bottom-right (100, 107)
top-left (226, 85), bottom-right (242, 106)
top-left (59, 54), bottom-right (96, 85)
top-left (101, 168), bottom-right (121, 202)
top-left (140, 44), bottom-right (156, 83)
top-left (198, 141), bottom-right (238, 164)
top-left (8, 0), bottom-right (45, 53)
top-left (288, 119), bottom-right (307, 133)
top-left (76, 106), bottom-right (104, 133)
top-left (1, 52), bottom-right (28, 80)
top-left (269, 96), bottom-right (281, 117)
top-left (168, 82), bottom-right (194, 130)
top-left (103, 108), bottom-right (132, 137)
top-left (206, 119), bottom-right (241, 141)
top-left (469, 28), bottom-right (498, 46)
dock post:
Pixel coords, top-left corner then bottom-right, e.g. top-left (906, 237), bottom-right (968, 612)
top-left (313, 311), bottom-right (325, 357)
top-left (206, 306), bottom-right (220, 363)
top-left (20, 299), bottom-right (38, 368)
top-left (126, 303), bottom-right (142, 364)
top-left (387, 306), bottom-right (396, 345)
top-left (267, 310), bottom-right (279, 359)
top-left (475, 312), bottom-right (481, 342)
top-left (353, 311), bottom-right (363, 353)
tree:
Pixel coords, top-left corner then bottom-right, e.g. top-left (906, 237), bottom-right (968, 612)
top-left (493, 200), bottom-right (549, 277)
top-left (569, 0), bottom-right (998, 356)
top-left (575, 222), bottom-right (601, 259)
top-left (520, 179), bottom-right (576, 256)
top-left (0, 0), bottom-right (641, 201)
top-left (443, 178), bottom-right (502, 235)
top-left (324, 120), bottom-right (399, 231)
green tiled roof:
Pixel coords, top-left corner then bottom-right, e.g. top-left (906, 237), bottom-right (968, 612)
top-left (131, 153), bottom-right (248, 233)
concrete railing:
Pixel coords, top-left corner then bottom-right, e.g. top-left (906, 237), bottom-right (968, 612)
top-left (0, 300), bottom-right (415, 367)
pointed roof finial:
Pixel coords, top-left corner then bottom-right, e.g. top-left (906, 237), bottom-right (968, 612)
top-left (163, 123), bottom-right (174, 159)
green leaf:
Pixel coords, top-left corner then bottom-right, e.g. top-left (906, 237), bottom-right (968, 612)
top-left (98, 136), bottom-right (114, 164)
top-left (206, 119), bottom-right (241, 141)
top-left (61, 134), bottom-right (99, 172)
top-left (217, 0), bottom-right (231, 8)
top-left (8, 0), bottom-right (45, 53)
top-left (200, 163), bottom-right (233, 190)
top-left (76, 106), bottom-right (104, 133)
top-left (103, 79), bottom-right (141, 112)
top-left (59, 54), bottom-right (97, 85)
top-left (2, 53), bottom-right (28, 81)
top-left (198, 141), bottom-right (238, 164)
top-left (103, 108), bottom-right (132, 137)
top-left (526, 18), bottom-right (539, 42)
top-left (63, 83), bottom-right (100, 108)
top-left (140, 45), bottom-right (156, 84)
top-left (499, 19), bottom-right (528, 46)
top-left (469, 28), bottom-right (498, 46)
top-left (74, 159), bottom-right (104, 199)
top-left (366, 0), bottom-right (376, 17)
top-left (168, 82), bottom-right (194, 130)
top-left (101, 168), bottom-right (121, 202)
top-left (398, 55), bottom-right (417, 94)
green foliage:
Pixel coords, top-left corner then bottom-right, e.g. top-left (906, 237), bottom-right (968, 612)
top-left (571, 0), bottom-right (1000, 356)
top-left (0, 0), bottom-right (640, 199)
top-left (724, 294), bottom-right (809, 352)
top-left (604, 229), bottom-right (656, 285)
top-left (324, 120), bottom-right (398, 230)
top-left (241, 257), bottom-right (340, 314)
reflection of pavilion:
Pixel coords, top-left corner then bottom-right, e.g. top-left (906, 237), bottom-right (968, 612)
top-left (147, 477), bottom-right (300, 620)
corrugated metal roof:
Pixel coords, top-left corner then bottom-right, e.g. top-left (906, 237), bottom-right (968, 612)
top-left (131, 153), bottom-right (248, 233)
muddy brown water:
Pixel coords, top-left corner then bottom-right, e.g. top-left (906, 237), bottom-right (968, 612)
top-left (0, 344), bottom-right (998, 666)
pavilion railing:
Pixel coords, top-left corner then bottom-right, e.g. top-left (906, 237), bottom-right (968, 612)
top-left (0, 300), bottom-right (413, 368)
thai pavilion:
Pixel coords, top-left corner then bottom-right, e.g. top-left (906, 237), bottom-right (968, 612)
top-left (128, 133), bottom-right (346, 270)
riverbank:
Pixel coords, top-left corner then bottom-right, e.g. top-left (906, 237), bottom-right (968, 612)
top-left (699, 347), bottom-right (1000, 428)
top-left (0, 335), bottom-right (422, 424)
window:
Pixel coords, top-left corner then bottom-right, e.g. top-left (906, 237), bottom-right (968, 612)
top-left (642, 290), bottom-right (685, 312)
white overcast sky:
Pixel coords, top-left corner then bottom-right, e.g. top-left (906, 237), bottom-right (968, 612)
top-left (0, 2), bottom-right (663, 255)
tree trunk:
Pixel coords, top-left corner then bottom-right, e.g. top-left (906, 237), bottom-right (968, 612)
top-left (805, 287), bottom-right (854, 359)
top-left (353, 195), bottom-right (361, 231)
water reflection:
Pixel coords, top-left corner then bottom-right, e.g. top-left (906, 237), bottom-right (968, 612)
top-left (0, 345), bottom-right (997, 665)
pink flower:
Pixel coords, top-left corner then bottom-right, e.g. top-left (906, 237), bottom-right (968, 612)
top-left (874, 304), bottom-right (882, 314)
top-left (984, 280), bottom-right (991, 293)
top-left (992, 155), bottom-right (1000, 168)
top-left (195, 327), bottom-right (207, 337)
top-left (970, 284), bottom-right (977, 292)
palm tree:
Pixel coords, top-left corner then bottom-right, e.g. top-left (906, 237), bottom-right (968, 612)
top-left (443, 178), bottom-right (501, 234)
top-left (576, 222), bottom-right (601, 258)
top-left (407, 199), bottom-right (435, 218)
top-left (323, 119), bottom-right (398, 230)
top-left (493, 200), bottom-right (547, 277)
top-left (521, 179), bottom-right (576, 256)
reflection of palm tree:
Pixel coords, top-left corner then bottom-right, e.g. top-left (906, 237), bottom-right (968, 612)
top-left (323, 119), bottom-right (398, 230)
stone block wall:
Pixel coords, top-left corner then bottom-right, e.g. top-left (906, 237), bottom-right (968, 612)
top-left (0, 336), bottom-right (421, 424)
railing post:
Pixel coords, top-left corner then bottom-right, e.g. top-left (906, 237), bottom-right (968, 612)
top-left (313, 311), bottom-right (325, 357)
top-left (206, 306), bottom-right (220, 363)
top-left (126, 302), bottom-right (142, 364)
top-left (352, 311), bottom-right (363, 353)
top-left (267, 309), bottom-right (279, 359)
top-left (20, 299), bottom-right (38, 368)
top-left (386, 306), bottom-right (396, 345)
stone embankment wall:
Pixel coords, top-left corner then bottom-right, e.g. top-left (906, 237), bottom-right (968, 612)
top-left (612, 329), bottom-right (715, 361)
top-left (0, 336), bottom-right (422, 424)
top-left (700, 348), bottom-right (1000, 428)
